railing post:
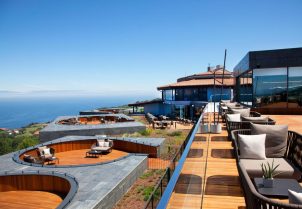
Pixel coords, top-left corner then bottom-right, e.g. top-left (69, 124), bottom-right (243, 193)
top-left (167, 167), bottom-right (171, 182)
top-left (151, 195), bottom-right (154, 209)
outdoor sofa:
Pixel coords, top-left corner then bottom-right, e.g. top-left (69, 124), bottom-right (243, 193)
top-left (238, 161), bottom-right (302, 209)
top-left (231, 123), bottom-right (302, 181)
top-left (91, 138), bottom-right (113, 153)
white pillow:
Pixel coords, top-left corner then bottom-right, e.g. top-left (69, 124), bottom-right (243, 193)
top-left (98, 141), bottom-right (105, 147)
top-left (238, 134), bottom-right (266, 159)
top-left (43, 148), bottom-right (51, 155)
top-left (226, 114), bottom-right (241, 122)
top-left (104, 142), bottom-right (110, 147)
top-left (288, 189), bottom-right (302, 204)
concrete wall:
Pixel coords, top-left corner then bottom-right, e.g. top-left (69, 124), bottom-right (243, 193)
top-left (40, 124), bottom-right (146, 142)
top-left (94, 156), bottom-right (148, 209)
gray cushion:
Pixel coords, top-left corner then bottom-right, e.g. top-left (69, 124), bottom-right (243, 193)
top-left (241, 116), bottom-right (268, 122)
top-left (238, 134), bottom-right (266, 159)
top-left (230, 108), bottom-right (250, 117)
top-left (251, 123), bottom-right (288, 158)
top-left (240, 158), bottom-right (301, 180)
top-left (288, 189), bottom-right (302, 204)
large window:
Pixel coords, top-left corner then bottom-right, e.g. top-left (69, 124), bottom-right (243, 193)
top-left (288, 67), bottom-right (302, 108)
top-left (239, 70), bottom-right (253, 106)
top-left (163, 90), bottom-right (173, 101)
top-left (253, 68), bottom-right (287, 108)
top-left (175, 89), bottom-right (184, 101)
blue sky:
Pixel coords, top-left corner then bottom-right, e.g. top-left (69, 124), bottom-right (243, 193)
top-left (0, 0), bottom-right (301, 97)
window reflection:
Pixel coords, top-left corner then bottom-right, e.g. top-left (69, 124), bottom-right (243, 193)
top-left (253, 68), bottom-right (287, 108)
top-left (288, 67), bottom-right (302, 108)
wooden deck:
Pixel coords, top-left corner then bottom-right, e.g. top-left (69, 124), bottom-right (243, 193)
top-left (54, 149), bottom-right (128, 165)
top-left (270, 115), bottom-right (302, 133)
top-left (167, 120), bottom-right (245, 209)
top-left (0, 191), bottom-right (62, 209)
top-left (166, 114), bottom-right (302, 209)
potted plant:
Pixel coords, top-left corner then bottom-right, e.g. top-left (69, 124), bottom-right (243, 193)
top-left (261, 159), bottom-right (280, 188)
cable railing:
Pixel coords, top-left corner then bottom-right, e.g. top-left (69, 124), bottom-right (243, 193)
top-left (143, 110), bottom-right (205, 209)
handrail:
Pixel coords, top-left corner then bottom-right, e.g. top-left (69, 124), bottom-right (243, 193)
top-left (156, 111), bottom-right (205, 209)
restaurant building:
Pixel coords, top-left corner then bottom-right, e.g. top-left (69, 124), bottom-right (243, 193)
top-left (234, 47), bottom-right (302, 114)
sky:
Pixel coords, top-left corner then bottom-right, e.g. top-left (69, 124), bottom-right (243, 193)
top-left (0, 0), bottom-right (302, 97)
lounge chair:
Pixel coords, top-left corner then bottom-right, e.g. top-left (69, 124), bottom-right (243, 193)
top-left (91, 139), bottom-right (113, 153)
top-left (36, 146), bottom-right (59, 164)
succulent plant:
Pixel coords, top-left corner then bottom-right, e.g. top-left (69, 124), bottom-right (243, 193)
top-left (261, 159), bottom-right (281, 179)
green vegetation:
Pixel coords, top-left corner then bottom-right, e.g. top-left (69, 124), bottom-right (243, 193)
top-left (0, 123), bottom-right (46, 156)
top-left (261, 159), bottom-right (281, 179)
top-left (167, 130), bottom-right (182, 137)
top-left (138, 128), bottom-right (153, 136)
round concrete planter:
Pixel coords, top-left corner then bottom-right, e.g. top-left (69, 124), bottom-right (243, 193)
top-left (210, 123), bottom-right (222, 134)
top-left (198, 124), bottom-right (209, 134)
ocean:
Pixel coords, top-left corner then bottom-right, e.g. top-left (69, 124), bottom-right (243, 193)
top-left (0, 96), bottom-right (148, 129)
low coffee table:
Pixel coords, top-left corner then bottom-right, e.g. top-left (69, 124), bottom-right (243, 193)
top-left (86, 150), bottom-right (102, 158)
top-left (254, 178), bottom-right (302, 198)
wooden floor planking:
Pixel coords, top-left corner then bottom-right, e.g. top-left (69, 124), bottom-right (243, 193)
top-left (54, 149), bottom-right (128, 165)
top-left (167, 113), bottom-right (245, 209)
top-left (166, 115), bottom-right (302, 208)
top-left (0, 191), bottom-right (62, 209)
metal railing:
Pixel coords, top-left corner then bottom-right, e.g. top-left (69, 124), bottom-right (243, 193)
top-left (143, 111), bottom-right (204, 209)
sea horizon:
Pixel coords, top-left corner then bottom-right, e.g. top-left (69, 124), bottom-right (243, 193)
top-left (0, 94), bottom-right (155, 129)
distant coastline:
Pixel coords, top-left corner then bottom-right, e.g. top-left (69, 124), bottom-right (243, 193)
top-left (0, 95), bottom-right (151, 129)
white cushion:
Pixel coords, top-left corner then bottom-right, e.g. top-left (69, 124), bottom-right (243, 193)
top-left (288, 189), bottom-right (302, 204)
top-left (226, 114), bottom-right (241, 122)
top-left (104, 142), bottom-right (110, 147)
top-left (238, 134), bottom-right (266, 159)
top-left (43, 148), bottom-right (51, 155)
top-left (98, 141), bottom-right (105, 147)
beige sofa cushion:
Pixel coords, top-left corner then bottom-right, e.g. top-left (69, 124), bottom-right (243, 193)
top-left (251, 123), bottom-right (288, 157)
top-left (241, 116), bottom-right (268, 122)
top-left (240, 158), bottom-right (301, 180)
top-left (230, 108), bottom-right (250, 117)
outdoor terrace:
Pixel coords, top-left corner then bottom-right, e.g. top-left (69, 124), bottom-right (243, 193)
top-left (0, 136), bottom-right (165, 209)
top-left (151, 111), bottom-right (302, 209)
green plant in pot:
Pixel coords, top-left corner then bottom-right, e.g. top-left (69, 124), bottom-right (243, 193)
top-left (261, 159), bottom-right (281, 188)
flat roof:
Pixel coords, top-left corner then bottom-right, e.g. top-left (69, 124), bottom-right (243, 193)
top-left (157, 78), bottom-right (235, 90)
top-left (39, 114), bottom-right (146, 142)
top-left (0, 135), bottom-right (165, 209)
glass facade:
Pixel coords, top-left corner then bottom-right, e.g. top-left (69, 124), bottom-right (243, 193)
top-left (238, 70), bottom-right (253, 106)
top-left (165, 87), bottom-right (208, 102)
top-left (288, 67), bottom-right (302, 108)
top-left (163, 89), bottom-right (173, 101)
top-left (237, 67), bottom-right (302, 108)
